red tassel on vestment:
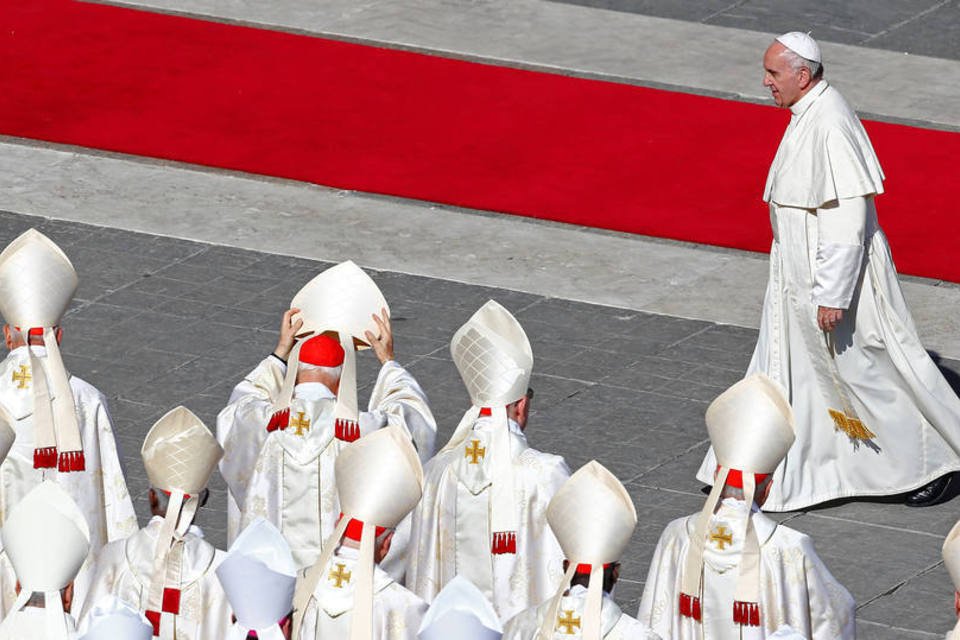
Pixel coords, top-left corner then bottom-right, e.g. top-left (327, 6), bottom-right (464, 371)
top-left (58, 450), bottom-right (85, 472)
top-left (266, 408), bottom-right (290, 432)
top-left (145, 609), bottom-right (161, 636)
top-left (335, 419), bottom-right (361, 442)
top-left (733, 601), bottom-right (760, 627)
top-left (162, 588), bottom-right (181, 614)
top-left (491, 531), bottom-right (517, 554)
top-left (34, 447), bottom-right (57, 469)
top-left (679, 594), bottom-right (702, 621)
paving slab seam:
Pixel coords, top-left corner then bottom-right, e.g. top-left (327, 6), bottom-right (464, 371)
top-left (805, 512), bottom-right (948, 539)
top-left (861, 0), bottom-right (954, 45)
top-left (857, 619), bottom-right (941, 638)
top-left (625, 440), bottom-right (711, 484)
top-left (857, 559), bottom-right (945, 609)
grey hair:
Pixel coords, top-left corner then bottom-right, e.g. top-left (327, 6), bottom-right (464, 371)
top-left (780, 47), bottom-right (823, 79)
top-left (297, 362), bottom-right (343, 378)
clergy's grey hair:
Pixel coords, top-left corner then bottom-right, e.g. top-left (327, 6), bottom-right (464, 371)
top-left (297, 362), bottom-right (343, 378)
top-left (780, 47), bottom-right (823, 79)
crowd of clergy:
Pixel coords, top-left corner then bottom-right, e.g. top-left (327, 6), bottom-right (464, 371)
top-left (0, 31), bottom-right (959, 640)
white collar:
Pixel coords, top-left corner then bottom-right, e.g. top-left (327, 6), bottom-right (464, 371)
top-left (790, 80), bottom-right (828, 117)
top-left (149, 514), bottom-right (205, 539)
top-left (10, 345), bottom-right (47, 357)
top-left (473, 415), bottom-right (523, 436)
top-left (294, 382), bottom-right (336, 402)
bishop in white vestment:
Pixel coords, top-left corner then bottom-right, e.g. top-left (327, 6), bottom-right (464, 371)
top-left (503, 461), bottom-right (659, 640)
top-left (643, 375), bottom-right (855, 640)
top-left (293, 427), bottom-right (428, 640)
top-left (0, 231), bottom-right (137, 572)
top-left (942, 520), bottom-right (960, 640)
top-left (76, 407), bottom-right (231, 640)
top-left (406, 301), bottom-right (569, 623)
top-left (696, 32), bottom-right (960, 510)
top-left (217, 262), bottom-right (436, 570)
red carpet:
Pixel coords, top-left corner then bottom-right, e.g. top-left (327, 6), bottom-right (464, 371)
top-left (1, 0), bottom-right (957, 281)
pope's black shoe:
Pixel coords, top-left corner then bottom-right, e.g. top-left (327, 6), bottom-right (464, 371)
top-left (905, 474), bottom-right (955, 507)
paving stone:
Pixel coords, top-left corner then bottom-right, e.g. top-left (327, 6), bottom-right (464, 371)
top-left (857, 566), bottom-right (954, 635)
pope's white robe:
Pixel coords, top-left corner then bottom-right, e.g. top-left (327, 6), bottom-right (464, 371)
top-left (697, 80), bottom-right (960, 510)
top-left (405, 416), bottom-right (569, 622)
top-left (0, 346), bottom-right (137, 618)
top-left (297, 547), bottom-right (428, 640)
top-left (0, 607), bottom-right (77, 640)
top-left (503, 585), bottom-right (661, 640)
top-left (218, 356), bottom-right (436, 569)
top-left (638, 499), bottom-right (855, 640)
top-left (74, 517), bottom-right (232, 640)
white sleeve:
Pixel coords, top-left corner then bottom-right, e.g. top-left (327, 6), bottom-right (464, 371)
top-left (364, 361), bottom-right (437, 462)
top-left (812, 196), bottom-right (867, 309)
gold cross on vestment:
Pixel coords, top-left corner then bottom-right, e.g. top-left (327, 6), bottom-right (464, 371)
top-left (710, 525), bottom-right (734, 551)
top-left (557, 610), bottom-right (581, 635)
top-left (290, 411), bottom-right (311, 436)
top-left (328, 563), bottom-right (352, 588)
top-left (465, 439), bottom-right (486, 464)
top-left (11, 365), bottom-right (30, 390)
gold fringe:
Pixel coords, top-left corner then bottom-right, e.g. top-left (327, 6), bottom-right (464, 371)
top-left (829, 409), bottom-right (876, 441)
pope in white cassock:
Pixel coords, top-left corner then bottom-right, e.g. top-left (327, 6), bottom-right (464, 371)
top-left (697, 32), bottom-right (960, 510)
top-left (76, 406), bottom-right (231, 640)
top-left (292, 426), bottom-right (428, 640)
top-left (0, 481), bottom-right (90, 640)
top-left (0, 230), bottom-right (136, 601)
top-left (503, 461), bottom-right (659, 640)
top-left (405, 300), bottom-right (570, 622)
top-left (217, 260), bottom-right (436, 571)
top-left (417, 576), bottom-right (503, 640)
top-left (942, 520), bottom-right (960, 640)
top-left (642, 374), bottom-right (855, 640)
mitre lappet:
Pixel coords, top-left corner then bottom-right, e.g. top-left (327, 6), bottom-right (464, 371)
top-left (443, 299), bottom-right (533, 555)
top-left (293, 426), bottom-right (424, 640)
top-left (0, 480), bottom-right (90, 640)
top-left (943, 520), bottom-right (960, 640)
top-left (141, 406), bottom-right (223, 637)
top-left (0, 229), bottom-right (83, 472)
top-left (216, 518), bottom-right (297, 640)
top-left (418, 576), bottom-right (502, 640)
top-left (539, 461), bottom-right (637, 640)
top-left (272, 260), bottom-right (389, 443)
top-left (78, 596), bottom-right (153, 640)
top-left (681, 374), bottom-right (795, 628)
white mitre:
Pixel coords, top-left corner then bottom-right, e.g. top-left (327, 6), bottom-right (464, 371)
top-left (681, 374), bottom-right (795, 628)
top-left (943, 519), bottom-right (960, 591)
top-left (0, 413), bottom-right (16, 463)
top-left (276, 260), bottom-right (389, 434)
top-left (418, 576), bottom-right (502, 640)
top-left (78, 596), bottom-right (152, 640)
top-left (0, 229), bottom-right (85, 473)
top-left (0, 480), bottom-right (90, 640)
top-left (445, 300), bottom-right (533, 554)
top-left (775, 31), bottom-right (821, 63)
top-left (538, 461), bottom-right (637, 640)
top-left (141, 406), bottom-right (223, 632)
top-left (217, 518), bottom-right (297, 640)
top-left (293, 426), bottom-right (424, 640)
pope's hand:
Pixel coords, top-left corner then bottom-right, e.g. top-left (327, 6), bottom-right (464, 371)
top-left (817, 306), bottom-right (844, 332)
top-left (274, 307), bottom-right (303, 361)
top-left (365, 308), bottom-right (395, 364)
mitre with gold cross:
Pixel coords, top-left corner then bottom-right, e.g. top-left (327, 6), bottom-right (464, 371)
top-left (0, 229), bottom-right (84, 472)
top-left (443, 299), bottom-right (534, 555)
top-left (680, 374), bottom-right (794, 628)
top-left (141, 406), bottom-right (223, 637)
top-left (272, 261), bottom-right (389, 443)
top-left (292, 426), bottom-right (423, 640)
top-left (537, 461), bottom-right (637, 640)
top-left (0, 480), bottom-right (90, 640)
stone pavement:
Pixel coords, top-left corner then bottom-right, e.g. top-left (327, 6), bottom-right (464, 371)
top-left (5, 210), bottom-right (959, 638)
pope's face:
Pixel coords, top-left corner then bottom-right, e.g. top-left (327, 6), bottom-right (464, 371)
top-left (762, 43), bottom-right (805, 108)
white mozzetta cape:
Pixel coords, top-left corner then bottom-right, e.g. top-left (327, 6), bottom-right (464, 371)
top-left (405, 416), bottom-right (569, 622)
top-left (697, 81), bottom-right (960, 510)
top-left (503, 585), bottom-right (661, 640)
top-left (0, 349), bottom-right (137, 564)
top-left (73, 518), bottom-right (231, 640)
top-left (638, 508), bottom-right (854, 640)
top-left (218, 357), bottom-right (436, 567)
top-left (297, 548), bottom-right (428, 640)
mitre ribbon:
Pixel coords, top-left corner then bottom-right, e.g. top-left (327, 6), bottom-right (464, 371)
top-left (27, 327), bottom-right (84, 472)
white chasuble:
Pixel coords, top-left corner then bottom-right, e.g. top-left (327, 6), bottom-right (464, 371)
top-left (637, 507), bottom-right (855, 640)
top-left (503, 585), bottom-right (661, 640)
top-left (0, 348), bottom-right (137, 560)
top-left (297, 548), bottom-right (428, 640)
top-left (218, 357), bottom-right (437, 557)
top-left (406, 416), bottom-right (569, 622)
top-left (697, 81), bottom-right (960, 510)
top-left (74, 517), bottom-right (231, 640)
top-left (0, 607), bottom-right (77, 640)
